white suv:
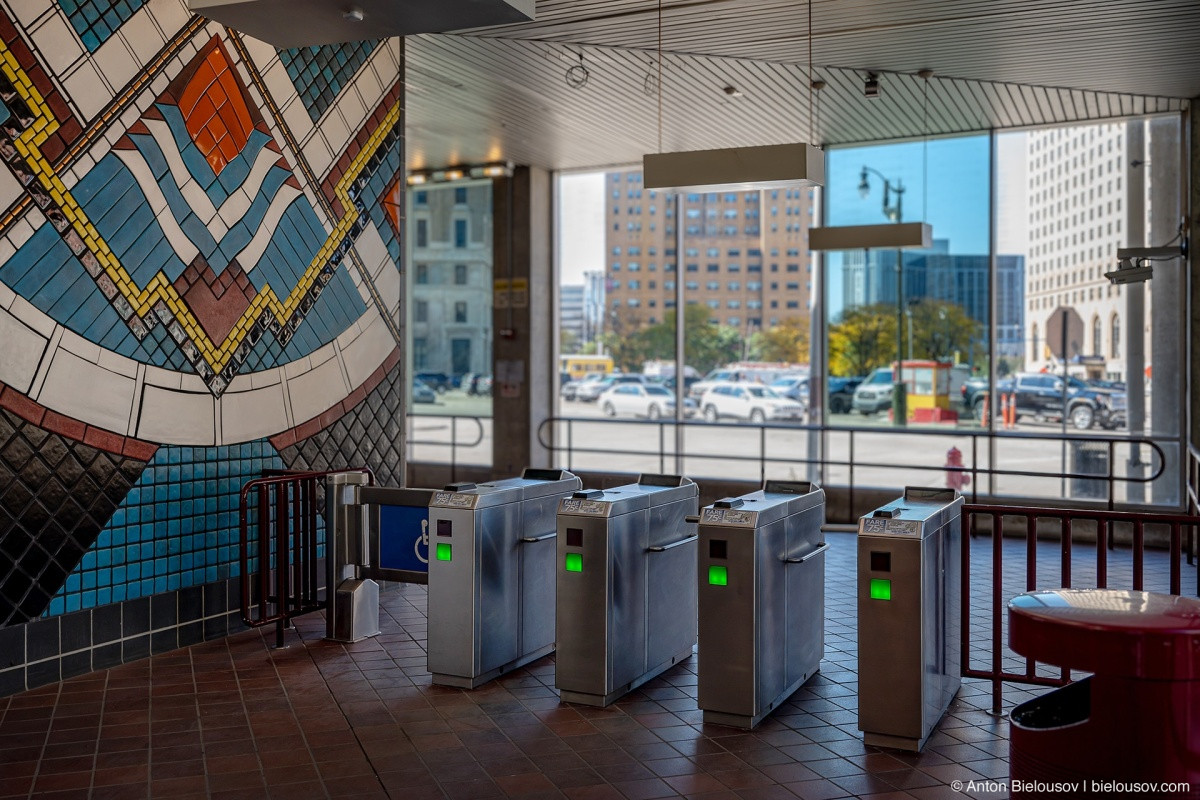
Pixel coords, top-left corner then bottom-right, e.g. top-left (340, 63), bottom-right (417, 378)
top-left (699, 382), bottom-right (805, 423)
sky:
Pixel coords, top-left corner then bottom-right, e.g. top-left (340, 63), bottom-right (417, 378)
top-left (556, 134), bottom-right (1030, 289)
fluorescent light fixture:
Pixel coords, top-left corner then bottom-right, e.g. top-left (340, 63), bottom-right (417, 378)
top-left (471, 162), bottom-right (514, 179)
top-left (643, 142), bottom-right (825, 192)
top-left (808, 222), bottom-right (933, 251)
top-left (188, 0), bottom-right (535, 48)
top-left (406, 172), bottom-right (429, 186)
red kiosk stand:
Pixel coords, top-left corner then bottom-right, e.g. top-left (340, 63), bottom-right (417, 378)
top-left (1008, 589), bottom-right (1200, 799)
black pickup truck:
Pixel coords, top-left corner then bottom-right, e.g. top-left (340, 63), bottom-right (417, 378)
top-left (961, 373), bottom-right (1126, 430)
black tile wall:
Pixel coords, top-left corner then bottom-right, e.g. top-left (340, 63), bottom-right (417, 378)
top-left (0, 576), bottom-right (258, 697)
top-left (0, 409), bottom-right (150, 625)
top-left (279, 362), bottom-right (404, 487)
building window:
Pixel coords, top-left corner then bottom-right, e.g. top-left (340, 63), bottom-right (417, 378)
top-left (416, 219), bottom-right (428, 248)
top-left (454, 302), bottom-right (467, 323)
top-left (1031, 323), bottom-right (1039, 361)
top-left (454, 219), bottom-right (468, 248)
top-left (414, 191), bottom-right (428, 205)
top-left (454, 187), bottom-right (468, 204)
top-left (455, 264), bottom-right (468, 285)
top-left (1111, 314), bottom-right (1120, 357)
top-left (413, 337), bottom-right (429, 369)
top-left (1092, 315), bottom-right (1102, 355)
top-left (416, 264), bottom-right (429, 284)
top-left (415, 300), bottom-right (428, 323)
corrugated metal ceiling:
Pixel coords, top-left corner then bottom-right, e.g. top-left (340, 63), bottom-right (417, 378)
top-left (405, 0), bottom-right (1197, 171)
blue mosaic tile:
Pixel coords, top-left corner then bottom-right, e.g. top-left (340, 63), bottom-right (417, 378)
top-left (59, 0), bottom-right (149, 52)
top-left (51, 440), bottom-right (296, 612)
top-left (279, 41), bottom-right (380, 122)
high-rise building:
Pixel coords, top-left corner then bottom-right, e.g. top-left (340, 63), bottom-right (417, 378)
top-left (841, 241), bottom-right (1026, 356)
top-left (604, 170), bottom-right (815, 338)
top-left (582, 270), bottom-right (606, 345)
top-left (1025, 122), bottom-right (1136, 379)
top-left (409, 181), bottom-right (493, 377)
top-left (560, 284), bottom-right (585, 349)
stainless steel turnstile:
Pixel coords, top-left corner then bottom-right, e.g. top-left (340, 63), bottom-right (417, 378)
top-left (427, 468), bottom-right (582, 688)
top-left (555, 474), bottom-right (699, 707)
top-left (697, 481), bottom-right (827, 728)
top-left (858, 487), bottom-right (963, 751)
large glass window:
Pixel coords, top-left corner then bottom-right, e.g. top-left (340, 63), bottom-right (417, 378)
top-left (406, 179), bottom-right (494, 467)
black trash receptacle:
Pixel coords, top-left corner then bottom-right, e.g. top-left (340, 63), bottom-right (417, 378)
top-left (1070, 441), bottom-right (1108, 499)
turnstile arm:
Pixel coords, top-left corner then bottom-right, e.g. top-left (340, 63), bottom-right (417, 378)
top-left (647, 534), bottom-right (698, 552)
top-left (520, 532), bottom-right (558, 543)
top-left (782, 542), bottom-right (829, 564)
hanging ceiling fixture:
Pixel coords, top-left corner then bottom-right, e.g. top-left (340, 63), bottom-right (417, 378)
top-left (809, 68), bottom-right (935, 251)
top-left (188, 0), bottom-right (535, 48)
top-left (642, 0), bottom-right (823, 191)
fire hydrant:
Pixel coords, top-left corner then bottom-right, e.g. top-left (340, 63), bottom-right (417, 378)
top-left (945, 446), bottom-right (971, 492)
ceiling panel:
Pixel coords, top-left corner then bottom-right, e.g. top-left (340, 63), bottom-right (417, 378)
top-left (406, 34), bottom-right (1187, 172)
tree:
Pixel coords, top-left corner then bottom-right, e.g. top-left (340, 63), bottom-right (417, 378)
top-left (560, 329), bottom-right (580, 354)
top-left (907, 299), bottom-right (982, 364)
top-left (828, 303), bottom-right (896, 376)
top-left (750, 315), bottom-right (810, 364)
top-left (598, 305), bottom-right (744, 375)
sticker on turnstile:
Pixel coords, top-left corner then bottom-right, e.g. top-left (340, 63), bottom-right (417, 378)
top-left (861, 518), bottom-right (887, 533)
top-left (885, 520), bottom-right (920, 536)
top-left (432, 492), bottom-right (476, 508)
top-left (701, 508), bottom-right (756, 526)
top-left (560, 499), bottom-right (608, 515)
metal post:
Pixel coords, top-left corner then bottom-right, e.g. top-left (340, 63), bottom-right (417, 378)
top-left (1060, 308), bottom-right (1069, 498)
top-left (1126, 119), bottom-right (1147, 504)
top-left (674, 192), bottom-right (685, 475)
top-left (894, 248), bottom-right (907, 426)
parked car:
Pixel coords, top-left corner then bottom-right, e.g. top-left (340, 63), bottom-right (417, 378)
top-left (599, 383), bottom-right (696, 419)
top-left (561, 372), bottom-right (607, 401)
top-left (576, 373), bottom-right (645, 402)
top-left (412, 379), bottom-right (437, 404)
top-left (689, 368), bottom-right (749, 398)
top-left (852, 367), bottom-right (895, 414)
top-left (769, 375), bottom-right (809, 406)
top-left (699, 382), bottom-right (804, 423)
top-left (974, 373), bottom-right (1126, 430)
top-left (415, 371), bottom-right (453, 393)
top-left (827, 376), bottom-right (864, 414)
top-left (476, 375), bottom-right (493, 395)
top-left (463, 373), bottom-right (491, 395)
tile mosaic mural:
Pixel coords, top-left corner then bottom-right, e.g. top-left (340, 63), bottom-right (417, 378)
top-left (0, 0), bottom-right (404, 693)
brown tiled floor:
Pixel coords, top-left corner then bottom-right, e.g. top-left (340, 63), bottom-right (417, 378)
top-left (0, 531), bottom-right (1194, 799)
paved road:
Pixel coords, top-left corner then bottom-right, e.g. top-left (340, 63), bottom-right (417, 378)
top-left (408, 392), bottom-right (1174, 506)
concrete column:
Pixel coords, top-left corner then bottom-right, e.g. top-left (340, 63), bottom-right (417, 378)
top-left (1190, 104), bottom-right (1200, 467)
top-left (1125, 121), bottom-right (1147, 504)
top-left (1148, 115), bottom-right (1184, 505)
top-left (492, 167), bottom-right (554, 476)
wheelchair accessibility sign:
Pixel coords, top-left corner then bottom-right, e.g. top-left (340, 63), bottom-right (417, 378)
top-left (379, 503), bottom-right (431, 573)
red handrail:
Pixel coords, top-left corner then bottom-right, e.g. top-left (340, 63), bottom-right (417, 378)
top-left (960, 503), bottom-right (1200, 714)
top-left (238, 469), bottom-right (373, 646)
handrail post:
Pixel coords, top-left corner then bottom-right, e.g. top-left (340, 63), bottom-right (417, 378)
top-left (274, 481), bottom-right (289, 649)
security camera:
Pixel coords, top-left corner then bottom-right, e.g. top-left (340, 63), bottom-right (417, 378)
top-left (864, 73), bottom-right (880, 99)
top-left (1104, 262), bottom-right (1153, 284)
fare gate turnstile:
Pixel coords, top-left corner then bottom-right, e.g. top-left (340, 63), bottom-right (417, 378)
top-left (697, 481), bottom-right (827, 729)
top-left (857, 487), bottom-right (963, 751)
top-left (555, 475), bottom-right (699, 707)
top-left (427, 468), bottom-right (582, 688)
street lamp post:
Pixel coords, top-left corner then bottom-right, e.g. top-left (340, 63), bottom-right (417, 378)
top-left (859, 166), bottom-right (908, 426)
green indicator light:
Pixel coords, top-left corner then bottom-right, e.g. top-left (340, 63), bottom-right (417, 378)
top-left (870, 578), bottom-right (892, 600)
top-left (436, 542), bottom-right (452, 562)
top-left (565, 552), bottom-right (582, 572)
top-left (708, 565), bottom-right (728, 586)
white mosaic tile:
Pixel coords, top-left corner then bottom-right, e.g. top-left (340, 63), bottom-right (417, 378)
top-left (137, 384), bottom-right (215, 445)
top-left (339, 311), bottom-right (395, 390)
top-left (30, 10), bottom-right (84, 76)
top-left (287, 352), bottom-right (350, 424)
top-left (0, 305), bottom-right (49, 394)
top-left (38, 346), bottom-right (137, 435)
top-left (92, 35), bottom-right (139, 96)
top-left (220, 381), bottom-right (288, 443)
top-left (63, 60), bottom-right (109, 120)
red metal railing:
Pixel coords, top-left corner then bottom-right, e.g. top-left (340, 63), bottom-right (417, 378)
top-left (239, 469), bottom-right (373, 646)
top-left (961, 503), bottom-right (1200, 714)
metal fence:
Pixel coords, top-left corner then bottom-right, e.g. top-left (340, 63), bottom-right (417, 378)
top-left (961, 503), bottom-right (1200, 715)
top-left (238, 468), bottom-right (373, 646)
top-left (537, 416), bottom-right (1171, 511)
